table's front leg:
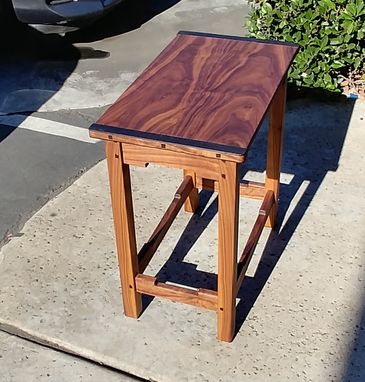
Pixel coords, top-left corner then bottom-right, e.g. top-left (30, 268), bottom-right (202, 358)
top-left (265, 77), bottom-right (287, 228)
top-left (105, 141), bottom-right (142, 318)
top-left (217, 161), bottom-right (239, 342)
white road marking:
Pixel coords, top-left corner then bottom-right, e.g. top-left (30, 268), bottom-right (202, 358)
top-left (0, 114), bottom-right (98, 144)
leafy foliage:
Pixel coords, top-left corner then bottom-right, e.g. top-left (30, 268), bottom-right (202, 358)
top-left (247, 0), bottom-right (365, 91)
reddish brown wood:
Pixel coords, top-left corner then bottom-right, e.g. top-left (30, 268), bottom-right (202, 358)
top-left (236, 190), bottom-right (274, 293)
top-left (105, 141), bottom-right (142, 318)
top-left (93, 32), bottom-right (298, 157)
top-left (183, 169), bottom-right (199, 213)
top-left (135, 274), bottom-right (218, 311)
top-left (196, 177), bottom-right (266, 200)
top-left (138, 176), bottom-right (193, 273)
top-left (121, 142), bottom-right (221, 180)
top-left (239, 180), bottom-right (266, 200)
top-left (90, 129), bottom-right (244, 163)
top-left (217, 160), bottom-right (240, 342)
top-left (265, 78), bottom-right (287, 228)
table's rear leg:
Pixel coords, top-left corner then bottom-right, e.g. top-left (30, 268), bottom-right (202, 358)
top-left (183, 169), bottom-right (199, 213)
top-left (265, 77), bottom-right (287, 228)
top-left (105, 141), bottom-right (142, 318)
top-left (217, 161), bottom-right (239, 342)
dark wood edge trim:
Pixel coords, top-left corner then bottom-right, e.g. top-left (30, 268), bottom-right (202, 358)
top-left (90, 123), bottom-right (247, 156)
top-left (236, 190), bottom-right (274, 294)
top-left (178, 31), bottom-right (301, 49)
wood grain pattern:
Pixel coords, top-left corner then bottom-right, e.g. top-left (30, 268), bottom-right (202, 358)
top-left (94, 32), bottom-right (298, 156)
top-left (183, 170), bottom-right (199, 213)
top-left (135, 274), bottom-right (218, 311)
top-left (217, 160), bottom-right (240, 342)
top-left (105, 141), bottom-right (142, 318)
top-left (196, 177), bottom-right (266, 200)
top-left (121, 142), bottom-right (221, 180)
top-left (265, 78), bottom-right (287, 228)
top-left (138, 176), bottom-right (193, 273)
top-left (239, 180), bottom-right (266, 199)
top-left (236, 190), bottom-right (274, 294)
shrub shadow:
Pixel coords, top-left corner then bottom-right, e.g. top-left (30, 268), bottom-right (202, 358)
top-left (343, 297), bottom-right (365, 381)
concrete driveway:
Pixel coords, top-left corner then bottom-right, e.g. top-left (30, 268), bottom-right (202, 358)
top-left (2, 1), bottom-right (364, 381)
top-left (1, 97), bottom-right (364, 381)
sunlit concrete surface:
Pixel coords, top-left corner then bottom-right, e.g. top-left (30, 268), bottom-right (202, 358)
top-left (0, 99), bottom-right (364, 381)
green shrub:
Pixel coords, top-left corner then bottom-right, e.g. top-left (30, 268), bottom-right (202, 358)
top-left (246, 0), bottom-right (365, 92)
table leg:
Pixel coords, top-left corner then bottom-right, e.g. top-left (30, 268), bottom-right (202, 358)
top-left (217, 161), bottom-right (239, 342)
top-left (183, 169), bottom-right (199, 213)
top-left (105, 141), bottom-right (142, 318)
top-left (265, 77), bottom-right (287, 228)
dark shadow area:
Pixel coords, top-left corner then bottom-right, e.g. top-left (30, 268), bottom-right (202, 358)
top-left (233, 95), bottom-right (355, 336)
top-left (287, 83), bottom-right (347, 102)
top-left (343, 282), bottom-right (365, 381)
top-left (0, 125), bottom-right (17, 142)
top-left (140, 95), bottom-right (356, 341)
top-left (66, 0), bottom-right (182, 43)
top-left (0, 16), bottom-right (111, 134)
top-left (2, 23), bottom-right (80, 61)
top-left (155, 190), bottom-right (218, 289)
top-left (1, 17), bottom-right (80, 142)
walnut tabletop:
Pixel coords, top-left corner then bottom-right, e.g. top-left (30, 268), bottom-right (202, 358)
top-left (90, 31), bottom-right (298, 161)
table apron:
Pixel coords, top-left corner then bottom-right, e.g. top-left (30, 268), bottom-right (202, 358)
top-left (121, 142), bottom-right (223, 181)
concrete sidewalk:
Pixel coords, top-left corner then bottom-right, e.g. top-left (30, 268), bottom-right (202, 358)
top-left (0, 98), bottom-right (364, 381)
top-left (0, 332), bottom-right (138, 382)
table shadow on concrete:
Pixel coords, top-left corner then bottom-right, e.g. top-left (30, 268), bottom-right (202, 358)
top-left (0, 96), bottom-right (362, 382)
top-left (140, 97), bottom-right (356, 341)
top-left (343, 278), bottom-right (365, 381)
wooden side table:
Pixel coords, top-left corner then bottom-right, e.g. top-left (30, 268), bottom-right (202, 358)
top-left (89, 31), bottom-right (298, 342)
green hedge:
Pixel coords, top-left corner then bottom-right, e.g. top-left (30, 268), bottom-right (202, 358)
top-left (247, 0), bottom-right (365, 92)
